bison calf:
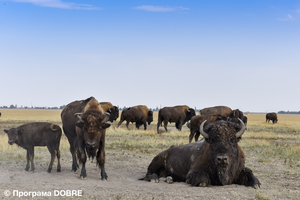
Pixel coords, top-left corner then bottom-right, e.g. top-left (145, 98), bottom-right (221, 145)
top-left (4, 122), bottom-right (62, 173)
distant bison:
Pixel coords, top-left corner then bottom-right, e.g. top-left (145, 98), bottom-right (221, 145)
top-left (266, 112), bottom-right (278, 124)
top-left (157, 105), bottom-right (195, 133)
top-left (4, 122), bottom-right (62, 173)
top-left (100, 102), bottom-right (119, 122)
top-left (61, 97), bottom-right (111, 179)
top-left (200, 106), bottom-right (232, 116)
top-left (142, 119), bottom-right (261, 188)
top-left (117, 105), bottom-right (153, 130)
top-left (188, 115), bottom-right (228, 143)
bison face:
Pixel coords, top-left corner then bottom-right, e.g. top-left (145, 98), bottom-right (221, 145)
top-left (4, 128), bottom-right (19, 145)
top-left (75, 110), bottom-right (110, 150)
top-left (147, 111), bottom-right (153, 125)
top-left (108, 106), bottom-right (119, 122)
top-left (186, 108), bottom-right (196, 121)
top-left (200, 119), bottom-right (245, 185)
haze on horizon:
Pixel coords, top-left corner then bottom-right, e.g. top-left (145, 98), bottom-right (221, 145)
top-left (1, 0), bottom-right (300, 113)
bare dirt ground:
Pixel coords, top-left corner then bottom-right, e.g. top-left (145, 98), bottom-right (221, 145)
top-left (0, 123), bottom-right (300, 199)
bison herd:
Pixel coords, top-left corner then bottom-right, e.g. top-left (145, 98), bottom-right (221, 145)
top-left (4, 97), bottom-right (281, 189)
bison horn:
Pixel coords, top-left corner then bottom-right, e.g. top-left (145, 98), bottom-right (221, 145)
top-left (101, 112), bottom-right (110, 124)
top-left (199, 120), bottom-right (209, 139)
top-left (236, 118), bottom-right (246, 138)
top-left (74, 113), bottom-right (83, 122)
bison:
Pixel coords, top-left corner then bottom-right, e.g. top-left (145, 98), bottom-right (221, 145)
top-left (117, 105), bottom-right (153, 130)
top-left (4, 122), bottom-right (62, 173)
top-left (157, 105), bottom-right (195, 133)
top-left (61, 97), bottom-right (111, 179)
top-left (100, 102), bottom-right (119, 122)
top-left (266, 112), bottom-right (278, 124)
top-left (142, 119), bottom-right (261, 188)
top-left (188, 114), bottom-right (228, 143)
top-left (200, 106), bottom-right (232, 116)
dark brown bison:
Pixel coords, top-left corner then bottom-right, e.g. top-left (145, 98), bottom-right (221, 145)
top-left (188, 115), bottom-right (228, 143)
top-left (266, 112), bottom-right (278, 124)
top-left (200, 106), bottom-right (232, 116)
top-left (61, 97), bottom-right (111, 179)
top-left (157, 105), bottom-right (196, 133)
top-left (117, 105), bottom-right (153, 130)
top-left (142, 119), bottom-right (261, 188)
top-left (4, 122), bottom-right (62, 173)
top-left (100, 102), bottom-right (119, 122)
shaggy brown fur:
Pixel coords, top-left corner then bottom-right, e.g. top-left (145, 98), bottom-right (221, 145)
top-left (100, 102), bottom-right (119, 122)
top-left (157, 105), bottom-right (196, 133)
top-left (200, 106), bottom-right (232, 116)
top-left (143, 121), bottom-right (260, 188)
top-left (188, 114), bottom-right (228, 143)
top-left (266, 112), bottom-right (278, 124)
top-left (4, 122), bottom-right (62, 173)
top-left (61, 97), bottom-right (110, 180)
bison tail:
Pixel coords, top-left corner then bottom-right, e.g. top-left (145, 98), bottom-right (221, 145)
top-left (50, 123), bottom-right (60, 131)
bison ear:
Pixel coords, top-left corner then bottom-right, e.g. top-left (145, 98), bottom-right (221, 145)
top-left (102, 123), bottom-right (111, 129)
top-left (76, 122), bottom-right (84, 129)
top-left (4, 129), bottom-right (8, 134)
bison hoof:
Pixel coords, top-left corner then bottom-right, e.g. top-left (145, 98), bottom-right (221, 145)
top-left (80, 176), bottom-right (86, 180)
top-left (150, 173), bottom-right (159, 183)
top-left (57, 169), bottom-right (61, 172)
top-left (166, 176), bottom-right (173, 184)
top-left (199, 182), bottom-right (208, 187)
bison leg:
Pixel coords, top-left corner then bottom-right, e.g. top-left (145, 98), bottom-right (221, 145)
top-left (97, 147), bottom-right (108, 180)
top-left (117, 118), bottom-right (124, 128)
top-left (235, 167), bottom-right (261, 189)
top-left (47, 146), bottom-right (56, 173)
top-left (25, 150), bottom-right (30, 171)
top-left (28, 147), bottom-right (35, 172)
top-left (67, 138), bottom-right (79, 172)
top-left (78, 150), bottom-right (87, 179)
top-left (188, 129), bottom-right (196, 143)
top-left (163, 120), bottom-right (168, 132)
top-left (194, 131), bottom-right (201, 142)
top-left (186, 170), bottom-right (211, 187)
top-left (126, 121), bottom-right (130, 130)
top-left (143, 154), bottom-right (165, 182)
top-left (56, 150), bottom-right (61, 172)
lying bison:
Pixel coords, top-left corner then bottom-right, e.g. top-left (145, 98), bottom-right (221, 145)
top-left (100, 102), bottom-right (119, 122)
top-left (266, 112), bottom-right (278, 124)
top-left (200, 106), bottom-right (232, 116)
top-left (61, 97), bottom-right (111, 179)
top-left (157, 105), bottom-right (195, 133)
top-left (4, 122), bottom-right (62, 173)
top-left (142, 119), bottom-right (261, 188)
top-left (117, 105), bottom-right (153, 130)
top-left (188, 114), bottom-right (228, 143)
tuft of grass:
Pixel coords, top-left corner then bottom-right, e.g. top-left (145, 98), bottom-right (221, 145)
top-left (255, 192), bottom-right (270, 200)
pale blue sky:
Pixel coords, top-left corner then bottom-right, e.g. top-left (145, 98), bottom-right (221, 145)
top-left (1, 0), bottom-right (300, 112)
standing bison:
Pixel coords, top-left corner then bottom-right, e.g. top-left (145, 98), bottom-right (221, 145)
top-left (157, 105), bottom-right (195, 133)
top-left (117, 105), bottom-right (153, 130)
top-left (188, 114), bottom-right (228, 143)
top-left (4, 122), bottom-right (62, 173)
top-left (100, 102), bottom-right (119, 122)
top-left (266, 112), bottom-right (278, 124)
top-left (61, 97), bottom-right (111, 179)
top-left (142, 119), bottom-right (260, 188)
top-left (200, 106), bottom-right (232, 116)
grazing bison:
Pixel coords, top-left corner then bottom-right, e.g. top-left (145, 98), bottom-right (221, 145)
top-left (142, 119), bottom-right (261, 188)
top-left (157, 105), bottom-right (196, 133)
top-left (61, 97), bottom-right (111, 179)
top-left (266, 112), bottom-right (278, 124)
top-left (4, 122), bottom-right (62, 173)
top-left (188, 115), bottom-right (228, 143)
top-left (117, 105), bottom-right (153, 130)
top-left (200, 106), bottom-right (232, 116)
top-left (100, 102), bottom-right (119, 122)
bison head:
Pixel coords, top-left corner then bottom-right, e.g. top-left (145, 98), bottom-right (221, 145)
top-left (186, 108), bottom-right (196, 121)
top-left (4, 128), bottom-right (19, 145)
top-left (75, 110), bottom-right (110, 153)
top-left (200, 119), bottom-right (245, 185)
top-left (107, 106), bottom-right (119, 122)
top-left (147, 111), bottom-right (154, 125)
